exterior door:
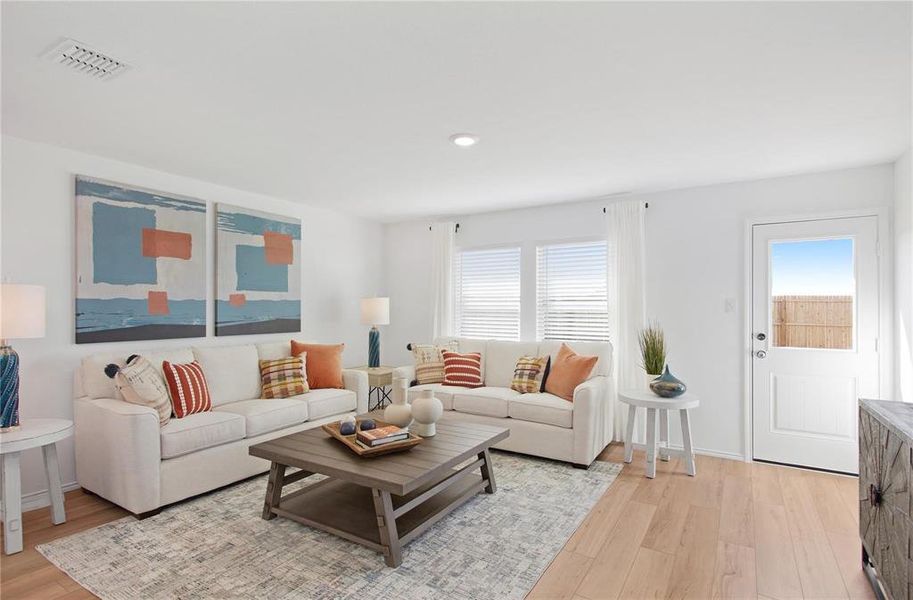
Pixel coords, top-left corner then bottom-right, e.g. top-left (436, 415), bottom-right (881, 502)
top-left (751, 216), bottom-right (879, 473)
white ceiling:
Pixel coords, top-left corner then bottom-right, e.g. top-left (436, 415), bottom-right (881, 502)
top-left (2, 2), bottom-right (910, 222)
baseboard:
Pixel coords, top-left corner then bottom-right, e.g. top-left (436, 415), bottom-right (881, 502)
top-left (0, 481), bottom-right (81, 518)
top-left (627, 442), bottom-right (747, 462)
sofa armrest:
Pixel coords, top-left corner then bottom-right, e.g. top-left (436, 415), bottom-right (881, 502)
top-left (392, 365), bottom-right (415, 384)
top-left (342, 369), bottom-right (369, 414)
top-left (74, 396), bottom-right (162, 514)
top-left (571, 377), bottom-right (611, 466)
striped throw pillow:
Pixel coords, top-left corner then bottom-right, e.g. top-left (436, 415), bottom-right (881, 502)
top-left (442, 351), bottom-right (483, 388)
top-left (412, 341), bottom-right (458, 385)
top-left (259, 356), bottom-right (309, 399)
top-left (510, 356), bottom-right (550, 394)
top-left (162, 360), bottom-right (212, 418)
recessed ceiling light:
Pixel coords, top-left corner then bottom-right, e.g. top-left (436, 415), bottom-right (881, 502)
top-left (450, 133), bottom-right (479, 147)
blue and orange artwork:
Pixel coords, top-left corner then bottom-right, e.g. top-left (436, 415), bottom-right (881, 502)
top-left (75, 177), bottom-right (206, 343)
top-left (215, 205), bottom-right (301, 336)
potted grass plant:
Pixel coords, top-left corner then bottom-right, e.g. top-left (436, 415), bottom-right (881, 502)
top-left (638, 323), bottom-right (666, 387)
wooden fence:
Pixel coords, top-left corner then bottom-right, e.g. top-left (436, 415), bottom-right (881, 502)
top-left (772, 295), bottom-right (853, 349)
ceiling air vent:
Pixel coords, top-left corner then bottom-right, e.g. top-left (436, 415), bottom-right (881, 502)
top-left (43, 39), bottom-right (130, 81)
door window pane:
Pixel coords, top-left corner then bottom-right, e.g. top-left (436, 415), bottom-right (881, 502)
top-left (770, 238), bottom-right (854, 349)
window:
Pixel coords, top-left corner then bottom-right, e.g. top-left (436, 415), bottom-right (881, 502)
top-left (536, 241), bottom-right (609, 342)
top-left (769, 237), bottom-right (855, 349)
top-left (454, 246), bottom-right (521, 340)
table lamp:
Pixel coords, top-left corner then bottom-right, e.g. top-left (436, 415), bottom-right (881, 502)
top-left (360, 297), bottom-right (390, 368)
top-left (0, 284), bottom-right (46, 431)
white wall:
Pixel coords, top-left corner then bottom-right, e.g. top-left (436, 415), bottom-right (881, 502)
top-left (0, 135), bottom-right (385, 505)
top-left (385, 164), bottom-right (895, 459)
top-left (896, 149), bottom-right (913, 402)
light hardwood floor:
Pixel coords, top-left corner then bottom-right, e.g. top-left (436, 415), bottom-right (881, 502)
top-left (0, 444), bottom-right (871, 600)
top-left (529, 444), bottom-right (873, 600)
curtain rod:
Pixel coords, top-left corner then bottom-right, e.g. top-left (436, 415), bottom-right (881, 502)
top-left (428, 223), bottom-right (461, 232)
top-left (603, 202), bottom-right (648, 213)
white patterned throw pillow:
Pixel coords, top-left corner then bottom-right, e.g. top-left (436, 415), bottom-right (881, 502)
top-left (108, 355), bottom-right (172, 426)
top-left (412, 341), bottom-right (459, 385)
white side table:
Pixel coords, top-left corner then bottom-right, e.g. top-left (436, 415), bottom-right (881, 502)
top-left (619, 390), bottom-right (699, 479)
top-left (0, 418), bottom-right (73, 554)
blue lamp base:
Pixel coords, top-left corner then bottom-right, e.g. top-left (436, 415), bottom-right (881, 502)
top-left (368, 327), bottom-right (380, 368)
top-left (0, 344), bottom-right (20, 431)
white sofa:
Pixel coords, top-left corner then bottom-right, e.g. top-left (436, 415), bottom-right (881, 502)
top-left (393, 337), bottom-right (614, 467)
top-left (74, 341), bottom-right (368, 516)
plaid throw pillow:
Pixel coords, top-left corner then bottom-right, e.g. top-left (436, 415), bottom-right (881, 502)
top-left (510, 356), bottom-right (550, 394)
top-left (412, 341), bottom-right (459, 385)
top-left (442, 351), bottom-right (484, 388)
top-left (259, 356), bottom-right (309, 399)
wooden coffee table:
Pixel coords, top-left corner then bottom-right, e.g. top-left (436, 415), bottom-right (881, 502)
top-left (249, 416), bottom-right (509, 567)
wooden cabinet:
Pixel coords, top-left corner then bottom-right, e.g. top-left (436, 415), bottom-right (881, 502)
top-left (859, 399), bottom-right (913, 600)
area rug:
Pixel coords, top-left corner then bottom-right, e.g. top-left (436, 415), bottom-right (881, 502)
top-left (37, 452), bottom-right (621, 600)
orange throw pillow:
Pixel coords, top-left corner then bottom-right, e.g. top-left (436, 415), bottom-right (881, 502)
top-left (290, 341), bottom-right (345, 389)
top-left (544, 343), bottom-right (598, 401)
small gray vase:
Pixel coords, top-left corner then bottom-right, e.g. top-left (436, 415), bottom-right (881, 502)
top-left (649, 366), bottom-right (687, 398)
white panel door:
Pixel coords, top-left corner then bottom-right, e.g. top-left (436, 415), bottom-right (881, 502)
top-left (751, 216), bottom-right (879, 473)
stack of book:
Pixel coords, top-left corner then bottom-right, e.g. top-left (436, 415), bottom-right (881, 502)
top-left (356, 425), bottom-right (410, 448)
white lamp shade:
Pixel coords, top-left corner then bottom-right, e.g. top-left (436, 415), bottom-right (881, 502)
top-left (0, 284), bottom-right (46, 340)
top-left (360, 297), bottom-right (390, 326)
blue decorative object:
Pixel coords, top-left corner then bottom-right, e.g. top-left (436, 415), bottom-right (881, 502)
top-left (649, 365), bottom-right (687, 398)
top-left (368, 327), bottom-right (380, 368)
top-left (0, 344), bottom-right (20, 431)
top-left (339, 421), bottom-right (356, 436)
top-left (360, 419), bottom-right (376, 431)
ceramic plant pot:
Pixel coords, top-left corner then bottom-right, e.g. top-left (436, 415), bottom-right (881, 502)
top-left (649, 366), bottom-right (687, 398)
top-left (411, 389), bottom-right (443, 437)
top-left (645, 372), bottom-right (661, 390)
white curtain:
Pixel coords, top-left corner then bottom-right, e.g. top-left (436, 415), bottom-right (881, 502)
top-left (430, 222), bottom-right (456, 339)
top-left (606, 201), bottom-right (647, 440)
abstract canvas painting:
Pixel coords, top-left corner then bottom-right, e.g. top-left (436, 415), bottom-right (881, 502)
top-left (75, 177), bottom-right (207, 343)
top-left (216, 204), bottom-right (301, 336)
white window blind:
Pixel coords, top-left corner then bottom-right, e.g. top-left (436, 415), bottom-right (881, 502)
top-left (454, 246), bottom-right (521, 340)
top-left (536, 241), bottom-right (609, 342)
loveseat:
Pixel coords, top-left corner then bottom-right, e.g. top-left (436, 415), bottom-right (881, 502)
top-left (393, 337), bottom-right (614, 467)
top-left (74, 341), bottom-right (368, 516)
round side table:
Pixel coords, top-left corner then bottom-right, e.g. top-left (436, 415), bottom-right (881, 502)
top-left (619, 390), bottom-right (699, 479)
top-left (0, 418), bottom-right (73, 554)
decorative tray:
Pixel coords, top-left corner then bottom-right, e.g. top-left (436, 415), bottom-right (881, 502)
top-left (321, 419), bottom-right (422, 457)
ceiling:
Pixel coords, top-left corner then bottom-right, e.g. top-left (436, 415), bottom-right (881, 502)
top-left (2, 2), bottom-right (910, 222)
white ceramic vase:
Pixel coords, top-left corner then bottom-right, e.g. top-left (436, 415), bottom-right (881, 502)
top-left (383, 385), bottom-right (413, 428)
top-left (411, 389), bottom-right (443, 437)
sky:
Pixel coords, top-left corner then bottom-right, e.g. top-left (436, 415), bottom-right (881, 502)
top-left (770, 237), bottom-right (855, 296)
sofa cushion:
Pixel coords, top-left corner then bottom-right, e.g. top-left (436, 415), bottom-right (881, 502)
top-left (214, 398), bottom-right (309, 437)
top-left (452, 387), bottom-right (519, 418)
top-left (510, 393), bottom-right (574, 429)
top-left (407, 384), bottom-right (463, 410)
top-left (290, 388), bottom-right (357, 420)
top-left (485, 341), bottom-right (540, 388)
top-left (538, 340), bottom-right (612, 379)
top-left (193, 345), bottom-right (261, 406)
top-left (81, 348), bottom-right (194, 400)
top-left (160, 411), bottom-right (245, 459)
top-left (257, 342), bottom-right (291, 361)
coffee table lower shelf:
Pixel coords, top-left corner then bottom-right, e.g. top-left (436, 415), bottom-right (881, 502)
top-left (261, 452), bottom-right (496, 567)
